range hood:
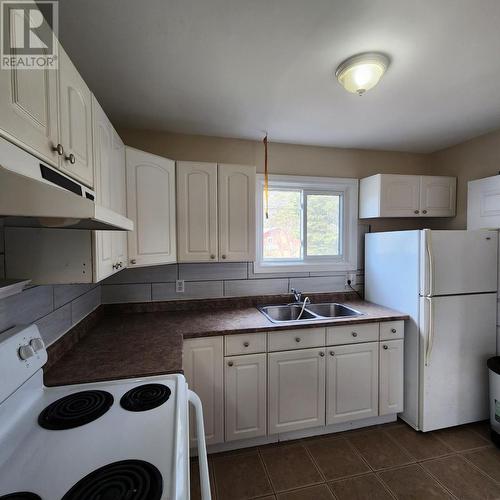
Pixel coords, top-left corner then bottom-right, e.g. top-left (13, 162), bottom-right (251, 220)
top-left (0, 136), bottom-right (133, 231)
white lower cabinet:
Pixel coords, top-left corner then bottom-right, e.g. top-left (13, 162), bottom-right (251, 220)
top-left (268, 348), bottom-right (326, 434)
top-left (183, 337), bottom-right (224, 446)
top-left (326, 342), bottom-right (379, 425)
top-left (225, 353), bottom-right (267, 441)
top-left (379, 339), bottom-right (404, 415)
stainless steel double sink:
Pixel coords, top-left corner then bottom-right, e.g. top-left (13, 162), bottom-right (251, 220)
top-left (258, 302), bottom-right (363, 324)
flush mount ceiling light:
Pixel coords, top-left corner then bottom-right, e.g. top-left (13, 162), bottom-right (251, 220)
top-left (335, 52), bottom-right (390, 96)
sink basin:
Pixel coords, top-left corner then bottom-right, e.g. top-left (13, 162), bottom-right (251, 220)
top-left (258, 302), bottom-right (363, 324)
top-left (305, 303), bottom-right (361, 318)
top-left (260, 305), bottom-right (317, 322)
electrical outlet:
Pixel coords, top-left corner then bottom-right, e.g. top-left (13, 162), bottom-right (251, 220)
top-left (176, 280), bottom-right (185, 293)
top-left (345, 273), bottom-right (357, 288)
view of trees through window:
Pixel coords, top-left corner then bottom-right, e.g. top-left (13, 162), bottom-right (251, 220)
top-left (263, 188), bottom-right (340, 260)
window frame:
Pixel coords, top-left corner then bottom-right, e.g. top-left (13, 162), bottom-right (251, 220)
top-left (254, 174), bottom-right (358, 273)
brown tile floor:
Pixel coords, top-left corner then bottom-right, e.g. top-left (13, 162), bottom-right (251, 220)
top-left (190, 419), bottom-right (499, 500)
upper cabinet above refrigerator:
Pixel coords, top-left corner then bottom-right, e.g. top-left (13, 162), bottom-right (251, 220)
top-left (359, 174), bottom-right (456, 218)
top-left (468, 174), bottom-right (500, 229)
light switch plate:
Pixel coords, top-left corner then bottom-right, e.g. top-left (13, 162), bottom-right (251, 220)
top-left (176, 280), bottom-right (185, 293)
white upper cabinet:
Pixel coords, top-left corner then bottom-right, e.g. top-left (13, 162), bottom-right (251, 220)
top-left (359, 174), bottom-right (456, 218)
top-left (419, 176), bottom-right (456, 217)
top-left (467, 175), bottom-right (500, 229)
top-left (92, 97), bottom-right (128, 281)
top-left (326, 342), bottom-right (379, 425)
top-left (218, 164), bottom-right (256, 261)
top-left (176, 161), bottom-right (256, 263)
top-left (176, 162), bottom-right (218, 262)
top-left (0, 5), bottom-right (59, 166)
top-left (126, 147), bottom-right (177, 267)
top-left (58, 47), bottom-right (94, 187)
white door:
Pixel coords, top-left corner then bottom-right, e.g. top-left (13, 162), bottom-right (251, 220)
top-left (92, 97), bottom-right (114, 281)
top-left (419, 176), bottom-right (456, 217)
top-left (467, 175), bottom-right (500, 230)
top-left (0, 5), bottom-right (59, 166)
top-left (379, 174), bottom-right (421, 217)
top-left (421, 229), bottom-right (498, 296)
top-left (379, 340), bottom-right (404, 415)
top-left (183, 337), bottom-right (224, 446)
top-left (268, 348), bottom-right (326, 434)
top-left (58, 47), bottom-right (94, 187)
top-left (218, 164), bottom-right (256, 261)
top-left (420, 293), bottom-right (497, 431)
top-left (176, 161), bottom-right (218, 262)
top-left (326, 342), bottom-right (378, 425)
top-left (126, 147), bottom-right (177, 267)
top-left (225, 353), bottom-right (266, 441)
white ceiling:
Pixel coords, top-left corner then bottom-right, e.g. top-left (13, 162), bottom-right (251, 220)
top-left (58, 0), bottom-right (500, 153)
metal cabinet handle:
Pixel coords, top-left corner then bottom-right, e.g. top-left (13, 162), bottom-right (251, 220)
top-left (319, 351), bottom-right (325, 357)
top-left (243, 341), bottom-right (249, 347)
top-left (391, 328), bottom-right (397, 333)
top-left (228, 361), bottom-right (233, 367)
top-left (52, 143), bottom-right (64, 156)
top-left (422, 210), bottom-right (428, 214)
top-left (221, 254), bottom-right (227, 259)
top-left (414, 209), bottom-right (420, 214)
top-left (351, 332), bottom-right (358, 337)
top-left (383, 345), bottom-right (388, 350)
top-left (65, 153), bottom-right (76, 164)
top-left (330, 351), bottom-right (335, 356)
top-left (295, 337), bottom-right (301, 343)
top-left (130, 259), bottom-right (137, 265)
top-left (210, 254), bottom-right (215, 260)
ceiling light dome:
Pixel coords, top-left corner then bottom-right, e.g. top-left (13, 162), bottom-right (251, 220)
top-left (335, 52), bottom-right (390, 96)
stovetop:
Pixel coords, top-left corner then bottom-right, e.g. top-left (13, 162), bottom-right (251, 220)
top-left (0, 371), bottom-right (189, 500)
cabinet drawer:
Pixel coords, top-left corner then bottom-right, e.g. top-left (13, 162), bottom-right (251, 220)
top-left (268, 328), bottom-right (325, 352)
top-left (225, 333), bottom-right (267, 356)
top-left (380, 320), bottom-right (404, 341)
top-left (327, 323), bottom-right (379, 346)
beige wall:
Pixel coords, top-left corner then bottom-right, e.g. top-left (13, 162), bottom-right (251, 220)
top-left (119, 128), bottom-right (443, 233)
top-left (430, 129), bottom-right (500, 230)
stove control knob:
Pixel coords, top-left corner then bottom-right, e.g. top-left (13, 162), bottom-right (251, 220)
top-left (18, 344), bottom-right (35, 360)
top-left (30, 338), bottom-right (45, 352)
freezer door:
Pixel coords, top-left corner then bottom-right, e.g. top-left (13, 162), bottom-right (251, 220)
top-left (419, 293), bottom-right (496, 432)
top-left (420, 230), bottom-right (498, 296)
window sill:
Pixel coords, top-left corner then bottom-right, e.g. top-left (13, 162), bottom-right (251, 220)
top-left (252, 260), bottom-right (357, 274)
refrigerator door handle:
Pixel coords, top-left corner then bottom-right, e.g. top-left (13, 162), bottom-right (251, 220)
top-left (425, 229), bottom-right (434, 296)
top-left (424, 297), bottom-right (434, 366)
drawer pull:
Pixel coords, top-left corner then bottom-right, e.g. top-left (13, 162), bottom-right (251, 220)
top-left (351, 332), bottom-right (358, 337)
top-left (228, 361), bottom-right (234, 366)
top-left (319, 351), bottom-right (325, 357)
top-left (295, 337), bottom-right (301, 343)
top-left (391, 328), bottom-right (397, 333)
top-left (330, 351), bottom-right (335, 356)
top-left (383, 345), bottom-right (388, 350)
top-left (243, 341), bottom-right (250, 347)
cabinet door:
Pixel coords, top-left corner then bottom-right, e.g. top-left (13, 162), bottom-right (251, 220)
top-left (419, 176), bottom-right (456, 217)
top-left (183, 337), bottom-right (224, 446)
top-left (58, 47), bottom-right (94, 187)
top-left (92, 97), bottom-right (114, 281)
top-left (379, 340), bottom-right (404, 415)
top-left (225, 353), bottom-right (266, 441)
top-left (379, 174), bottom-right (421, 217)
top-left (268, 348), bottom-right (326, 434)
top-left (326, 342), bottom-right (378, 425)
top-left (0, 5), bottom-right (59, 166)
top-left (126, 147), bottom-right (176, 267)
top-left (218, 164), bottom-right (256, 261)
top-left (176, 162), bottom-right (218, 262)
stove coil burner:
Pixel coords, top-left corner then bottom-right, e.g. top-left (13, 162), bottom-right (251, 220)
top-left (0, 494), bottom-right (42, 500)
top-left (62, 460), bottom-right (163, 500)
top-left (38, 390), bottom-right (114, 430)
top-left (120, 384), bottom-right (171, 412)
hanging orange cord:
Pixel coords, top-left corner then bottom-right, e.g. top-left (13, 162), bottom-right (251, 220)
top-left (263, 134), bottom-right (269, 219)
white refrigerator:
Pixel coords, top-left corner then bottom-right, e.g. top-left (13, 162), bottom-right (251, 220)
top-left (365, 229), bottom-right (498, 432)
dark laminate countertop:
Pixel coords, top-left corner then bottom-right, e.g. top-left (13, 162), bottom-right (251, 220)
top-left (43, 297), bottom-right (408, 387)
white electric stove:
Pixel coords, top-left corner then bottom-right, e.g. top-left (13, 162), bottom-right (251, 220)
top-left (0, 324), bottom-right (211, 500)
